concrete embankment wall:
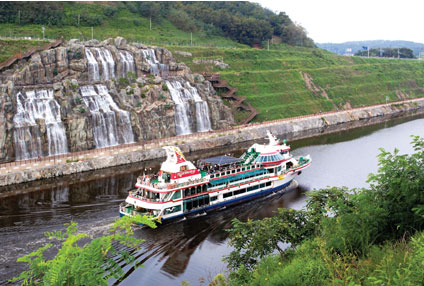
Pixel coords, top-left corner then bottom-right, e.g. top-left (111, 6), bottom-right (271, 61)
top-left (1, 99), bottom-right (423, 186)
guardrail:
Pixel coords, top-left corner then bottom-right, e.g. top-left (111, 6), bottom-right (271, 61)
top-left (1, 96), bottom-right (422, 169)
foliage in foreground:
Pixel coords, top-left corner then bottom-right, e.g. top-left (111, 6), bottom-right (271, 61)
top-left (217, 136), bottom-right (424, 285)
top-left (10, 215), bottom-right (156, 286)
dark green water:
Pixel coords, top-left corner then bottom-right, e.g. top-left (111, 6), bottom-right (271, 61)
top-left (0, 114), bottom-right (423, 285)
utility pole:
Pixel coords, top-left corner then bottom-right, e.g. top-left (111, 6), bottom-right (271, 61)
top-left (18, 10), bottom-right (20, 25)
top-left (42, 26), bottom-right (45, 39)
top-left (267, 39), bottom-right (269, 51)
top-left (91, 26), bottom-right (93, 40)
top-left (398, 48), bottom-right (400, 58)
top-left (367, 47), bottom-right (370, 58)
top-left (150, 17), bottom-right (152, 30)
top-left (190, 32), bottom-right (192, 46)
top-left (78, 14), bottom-right (80, 26)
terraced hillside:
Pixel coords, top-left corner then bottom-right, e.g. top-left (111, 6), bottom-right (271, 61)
top-left (167, 45), bottom-right (424, 122)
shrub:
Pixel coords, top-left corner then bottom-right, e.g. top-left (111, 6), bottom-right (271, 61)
top-left (10, 216), bottom-right (156, 285)
top-left (79, 107), bottom-right (86, 113)
top-left (118, 77), bottom-right (129, 87)
top-left (127, 71), bottom-right (136, 82)
top-left (162, 84), bottom-right (169, 91)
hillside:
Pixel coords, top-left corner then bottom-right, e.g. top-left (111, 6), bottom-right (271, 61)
top-left (168, 44), bottom-right (424, 122)
top-left (0, 1), bottom-right (313, 48)
top-left (1, 2), bottom-right (424, 125)
top-left (318, 40), bottom-right (424, 56)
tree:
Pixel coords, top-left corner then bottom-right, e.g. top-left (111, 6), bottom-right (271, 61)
top-left (10, 215), bottom-right (156, 285)
top-left (225, 208), bottom-right (314, 271)
top-left (368, 135), bottom-right (424, 240)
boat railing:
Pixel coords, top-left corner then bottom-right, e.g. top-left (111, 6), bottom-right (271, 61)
top-left (207, 173), bottom-right (270, 191)
top-left (285, 157), bottom-right (311, 173)
top-left (136, 176), bottom-right (209, 191)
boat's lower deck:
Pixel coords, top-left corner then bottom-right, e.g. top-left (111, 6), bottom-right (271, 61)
top-left (120, 178), bottom-right (295, 223)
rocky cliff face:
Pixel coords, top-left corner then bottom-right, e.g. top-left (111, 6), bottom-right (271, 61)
top-left (0, 37), bottom-right (234, 162)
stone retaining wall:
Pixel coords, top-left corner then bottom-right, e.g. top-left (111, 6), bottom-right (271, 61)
top-left (1, 98), bottom-right (423, 186)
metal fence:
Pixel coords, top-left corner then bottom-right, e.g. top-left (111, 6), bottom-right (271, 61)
top-left (1, 97), bottom-right (421, 169)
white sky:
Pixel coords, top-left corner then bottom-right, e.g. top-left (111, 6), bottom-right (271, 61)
top-left (257, 0), bottom-right (424, 44)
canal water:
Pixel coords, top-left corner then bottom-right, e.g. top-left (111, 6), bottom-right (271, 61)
top-left (0, 115), bottom-right (423, 285)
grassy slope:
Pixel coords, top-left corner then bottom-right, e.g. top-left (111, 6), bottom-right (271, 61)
top-left (0, 39), bottom-right (49, 62)
top-left (2, 2), bottom-right (424, 123)
top-left (0, 2), bottom-right (243, 48)
top-left (167, 45), bottom-right (424, 122)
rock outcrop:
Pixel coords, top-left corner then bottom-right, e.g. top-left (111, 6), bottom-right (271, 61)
top-left (0, 37), bottom-right (234, 162)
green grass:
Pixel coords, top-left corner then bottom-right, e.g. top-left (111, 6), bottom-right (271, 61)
top-left (0, 2), bottom-right (244, 48)
top-left (0, 39), bottom-right (49, 62)
top-left (167, 44), bottom-right (424, 122)
top-left (2, 2), bottom-right (424, 123)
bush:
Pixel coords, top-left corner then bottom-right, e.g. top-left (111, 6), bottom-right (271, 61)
top-left (162, 84), bottom-right (169, 91)
top-left (103, 6), bottom-right (117, 17)
top-left (118, 77), bottom-right (129, 87)
top-left (10, 216), bottom-right (156, 285)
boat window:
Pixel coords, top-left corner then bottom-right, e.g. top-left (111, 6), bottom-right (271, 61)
top-left (202, 184), bottom-right (207, 192)
top-left (171, 191), bottom-right (181, 200)
top-left (164, 205), bottom-right (182, 215)
top-left (260, 184), bottom-right (265, 188)
top-left (210, 196), bottom-right (217, 202)
top-left (266, 182), bottom-right (272, 187)
top-left (278, 166), bottom-right (282, 172)
top-left (242, 167), bottom-right (245, 171)
top-left (216, 173), bottom-right (220, 177)
top-left (191, 187), bottom-right (196, 196)
top-left (227, 171), bottom-right (230, 175)
top-left (232, 169), bottom-right (236, 174)
top-left (184, 188), bottom-right (190, 197)
top-left (210, 174), bottom-right (214, 179)
top-left (223, 192), bottom-right (233, 198)
top-left (193, 199), bottom-right (199, 208)
top-left (197, 186), bottom-right (202, 194)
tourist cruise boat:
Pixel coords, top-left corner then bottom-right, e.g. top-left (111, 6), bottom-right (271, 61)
top-left (119, 131), bottom-right (311, 222)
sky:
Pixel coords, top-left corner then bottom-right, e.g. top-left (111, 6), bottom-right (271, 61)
top-left (257, 0), bottom-right (424, 44)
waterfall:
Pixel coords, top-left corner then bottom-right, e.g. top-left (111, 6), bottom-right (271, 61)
top-left (142, 49), bottom-right (169, 77)
top-left (96, 85), bottom-right (134, 144)
top-left (13, 90), bottom-right (68, 160)
top-left (119, 50), bottom-right (135, 78)
top-left (85, 48), bottom-right (100, 82)
top-left (95, 48), bottom-right (115, 80)
top-left (166, 81), bottom-right (192, 136)
top-left (166, 81), bottom-right (212, 135)
top-left (187, 83), bottom-right (212, 132)
top-left (80, 85), bottom-right (134, 148)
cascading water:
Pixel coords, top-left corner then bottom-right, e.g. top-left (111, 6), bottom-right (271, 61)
top-left (142, 49), bottom-right (169, 77)
top-left (96, 85), bottom-right (134, 144)
top-left (80, 85), bottom-right (134, 148)
top-left (95, 48), bottom-right (115, 80)
top-left (13, 90), bottom-right (68, 160)
top-left (187, 83), bottom-right (212, 132)
top-left (85, 48), bottom-right (100, 82)
top-left (166, 81), bottom-right (212, 135)
top-left (166, 81), bottom-right (192, 135)
top-left (119, 50), bottom-right (135, 78)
